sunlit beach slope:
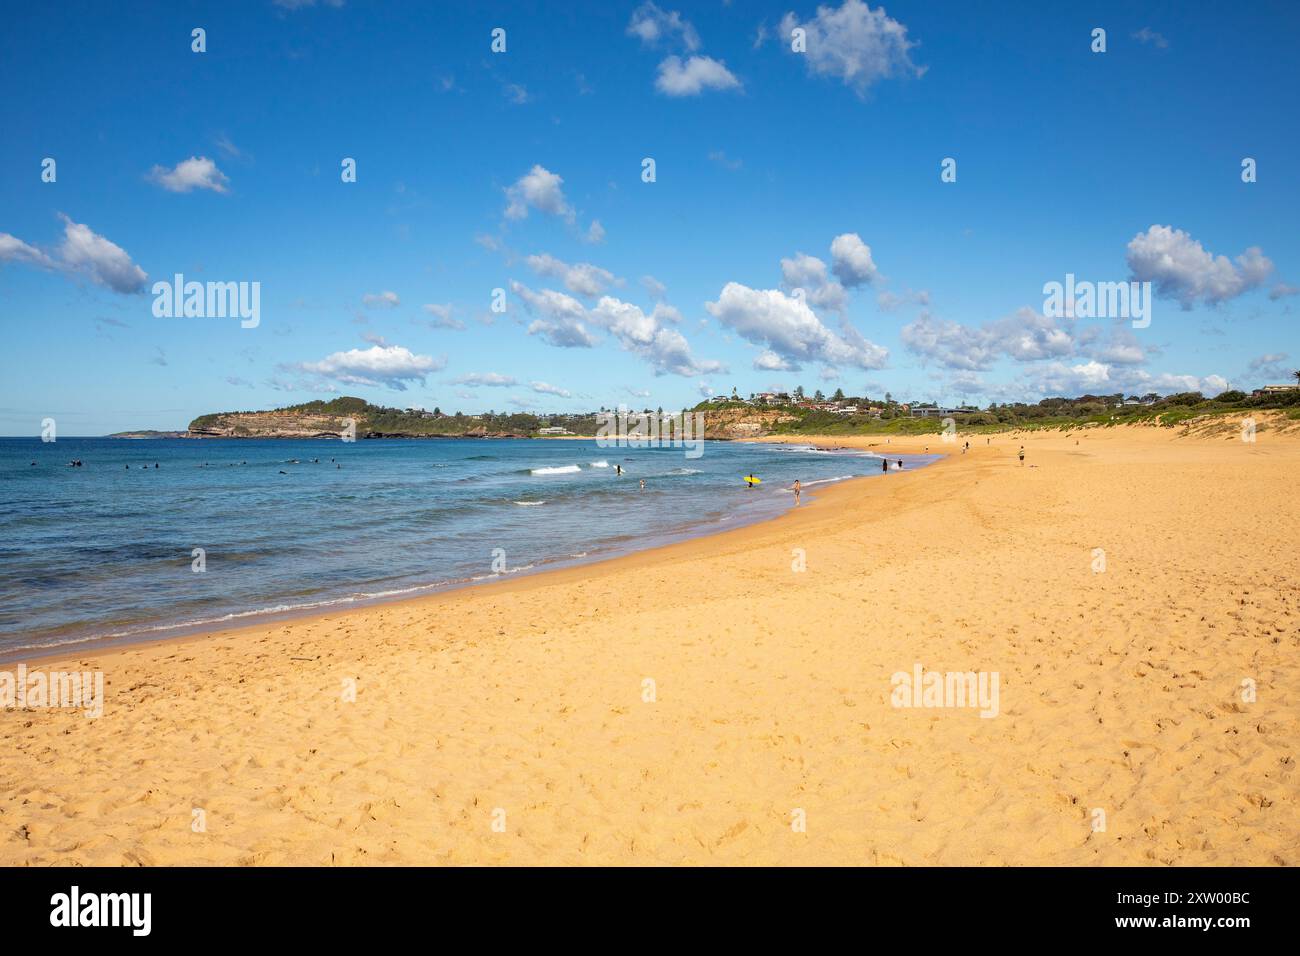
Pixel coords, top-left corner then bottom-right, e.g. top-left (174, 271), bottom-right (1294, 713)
top-left (3, 416), bottom-right (1297, 865)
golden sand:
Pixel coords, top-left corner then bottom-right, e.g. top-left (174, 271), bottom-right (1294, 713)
top-left (3, 417), bottom-right (1297, 865)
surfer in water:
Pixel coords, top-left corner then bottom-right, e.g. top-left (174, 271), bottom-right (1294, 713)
top-left (615, 464), bottom-right (623, 477)
top-left (745, 473), bottom-right (758, 489)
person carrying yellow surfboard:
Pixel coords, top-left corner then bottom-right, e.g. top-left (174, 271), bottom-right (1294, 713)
top-left (744, 473), bottom-right (761, 488)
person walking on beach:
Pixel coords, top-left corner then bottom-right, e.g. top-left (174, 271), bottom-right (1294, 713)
top-left (793, 479), bottom-right (801, 505)
top-left (1019, 446), bottom-right (1025, 466)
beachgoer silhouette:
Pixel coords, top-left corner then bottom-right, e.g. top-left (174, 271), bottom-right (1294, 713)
top-left (793, 479), bottom-right (801, 504)
top-left (1019, 446), bottom-right (1025, 465)
top-left (882, 458), bottom-right (888, 473)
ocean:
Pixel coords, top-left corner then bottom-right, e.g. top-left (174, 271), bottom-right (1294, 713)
top-left (0, 437), bottom-right (939, 656)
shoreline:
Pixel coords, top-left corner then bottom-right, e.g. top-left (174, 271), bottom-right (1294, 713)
top-left (8, 440), bottom-right (944, 670)
top-left (5, 423), bottom-right (1296, 866)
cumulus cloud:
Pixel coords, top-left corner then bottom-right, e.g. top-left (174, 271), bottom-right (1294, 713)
top-left (511, 281), bottom-right (598, 348)
top-left (780, 252), bottom-right (848, 312)
top-left (294, 344), bottom-right (444, 391)
top-left (1126, 225), bottom-right (1273, 308)
top-left (829, 232), bottom-right (879, 286)
top-left (706, 282), bottom-right (887, 370)
top-left (531, 381), bottom-right (571, 397)
top-left (655, 55), bottom-right (741, 96)
top-left (524, 253), bottom-right (619, 297)
top-left (589, 296), bottom-right (724, 376)
top-left (780, 0), bottom-right (924, 97)
top-left (56, 215), bottom-right (148, 293)
top-left (0, 233), bottom-right (56, 269)
top-left (454, 372), bottom-right (517, 387)
top-left (362, 290), bottom-right (400, 308)
top-left (627, 2), bottom-right (701, 50)
top-left (420, 303), bottom-right (464, 329)
top-left (641, 275), bottom-right (667, 300)
top-left (901, 307), bottom-right (1076, 371)
top-left (1025, 361), bottom-right (1230, 398)
top-left (512, 280), bottom-right (721, 375)
top-left (147, 156), bottom-right (230, 193)
top-left (504, 165), bottom-right (575, 223)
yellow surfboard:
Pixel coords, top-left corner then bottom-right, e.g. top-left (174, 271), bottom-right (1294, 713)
top-left (744, 475), bottom-right (762, 485)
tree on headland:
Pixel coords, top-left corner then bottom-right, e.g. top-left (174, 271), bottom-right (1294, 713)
top-left (832, 387), bottom-right (845, 402)
top-left (1292, 369), bottom-right (1300, 387)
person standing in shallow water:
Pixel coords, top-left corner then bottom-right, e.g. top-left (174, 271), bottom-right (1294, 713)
top-left (881, 458), bottom-right (888, 473)
top-left (792, 479), bottom-right (801, 505)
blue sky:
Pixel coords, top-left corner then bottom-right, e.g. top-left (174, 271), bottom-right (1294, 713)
top-left (2, 0), bottom-right (1297, 433)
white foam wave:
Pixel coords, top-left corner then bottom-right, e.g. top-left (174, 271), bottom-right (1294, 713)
top-left (531, 464), bottom-right (581, 475)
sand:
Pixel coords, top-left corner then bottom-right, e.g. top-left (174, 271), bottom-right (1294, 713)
top-left (3, 415), bottom-right (1297, 866)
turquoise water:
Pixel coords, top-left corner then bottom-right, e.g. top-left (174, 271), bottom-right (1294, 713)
top-left (0, 437), bottom-right (939, 655)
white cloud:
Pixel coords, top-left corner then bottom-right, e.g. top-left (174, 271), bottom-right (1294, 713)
top-left (1024, 361), bottom-right (1230, 399)
top-left (706, 282), bottom-right (887, 370)
top-left (511, 281), bottom-right (598, 348)
top-left (0, 233), bottom-right (56, 269)
top-left (295, 344), bottom-right (443, 391)
top-left (780, 252), bottom-right (848, 312)
top-left (147, 156), bottom-right (230, 194)
top-left (504, 165), bottom-right (575, 223)
top-left (830, 232), bottom-right (879, 286)
top-left (641, 275), bottom-right (667, 299)
top-left (531, 381), bottom-right (571, 397)
top-left (589, 296), bottom-right (724, 376)
top-left (362, 290), bottom-right (400, 308)
top-left (780, 0), bottom-right (924, 96)
top-left (454, 372), bottom-right (518, 387)
top-left (901, 307), bottom-right (1076, 370)
top-left (754, 349), bottom-right (793, 371)
top-left (56, 215), bottom-right (148, 294)
top-left (504, 83), bottom-right (530, 105)
top-left (420, 303), bottom-right (464, 330)
top-left (1132, 27), bottom-right (1169, 48)
top-left (655, 55), bottom-right (742, 96)
top-left (586, 220), bottom-right (606, 244)
top-left (524, 253), bottom-right (619, 297)
top-left (627, 2), bottom-right (701, 50)
top-left (1126, 225), bottom-right (1273, 308)
top-left (1269, 283), bottom-right (1299, 301)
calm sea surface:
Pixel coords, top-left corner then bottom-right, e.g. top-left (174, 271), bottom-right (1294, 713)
top-left (0, 437), bottom-right (939, 655)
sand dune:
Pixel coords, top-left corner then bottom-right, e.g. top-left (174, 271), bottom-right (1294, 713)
top-left (3, 416), bottom-right (1297, 865)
